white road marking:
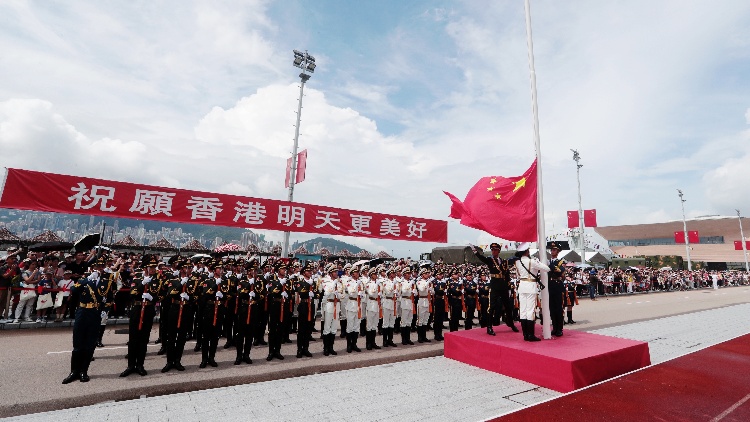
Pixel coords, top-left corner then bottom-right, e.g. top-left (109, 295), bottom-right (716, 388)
top-left (710, 392), bottom-right (750, 422)
top-left (47, 343), bottom-right (166, 355)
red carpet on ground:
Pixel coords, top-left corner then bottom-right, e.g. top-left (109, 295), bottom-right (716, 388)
top-left (495, 334), bottom-right (750, 422)
top-left (444, 327), bottom-right (650, 393)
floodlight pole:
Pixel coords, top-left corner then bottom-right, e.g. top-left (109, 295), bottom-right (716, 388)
top-left (572, 149), bottom-right (585, 268)
top-left (282, 50), bottom-right (315, 258)
top-left (677, 189), bottom-right (692, 271)
top-left (737, 209), bottom-right (749, 272)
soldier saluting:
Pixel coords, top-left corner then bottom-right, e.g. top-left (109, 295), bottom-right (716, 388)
top-left (547, 241), bottom-right (567, 337)
top-left (471, 243), bottom-right (519, 335)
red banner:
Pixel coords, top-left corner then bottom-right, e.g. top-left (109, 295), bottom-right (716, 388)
top-left (734, 241), bottom-right (750, 250)
top-left (674, 231), bottom-right (699, 244)
top-left (285, 149), bottom-right (307, 188)
top-left (0, 168), bottom-right (447, 243)
top-left (583, 209), bottom-right (597, 227)
top-left (567, 211), bottom-right (579, 229)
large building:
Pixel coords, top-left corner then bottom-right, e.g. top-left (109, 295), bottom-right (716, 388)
top-left (594, 216), bottom-right (750, 269)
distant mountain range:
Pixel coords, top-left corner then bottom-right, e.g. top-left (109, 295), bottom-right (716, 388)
top-left (291, 237), bottom-right (364, 254)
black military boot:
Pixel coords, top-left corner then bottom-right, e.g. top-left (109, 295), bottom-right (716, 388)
top-left (486, 325), bottom-right (496, 336)
top-left (328, 334), bottom-right (337, 355)
top-left (567, 310), bottom-right (576, 324)
top-left (340, 320), bottom-right (347, 338)
top-left (97, 325), bottom-right (106, 348)
top-left (370, 331), bottom-right (381, 349)
top-left (527, 320), bottom-right (541, 342)
top-left (62, 351), bottom-right (81, 384)
top-left (351, 333), bottom-right (361, 352)
top-left (422, 326), bottom-right (431, 342)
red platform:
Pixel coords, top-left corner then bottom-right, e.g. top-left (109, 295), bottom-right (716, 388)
top-left (444, 327), bottom-right (650, 393)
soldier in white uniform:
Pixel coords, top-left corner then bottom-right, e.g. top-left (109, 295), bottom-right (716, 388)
top-left (415, 269), bottom-right (433, 343)
top-left (514, 243), bottom-right (549, 342)
top-left (398, 267), bottom-right (416, 345)
top-left (344, 266), bottom-right (363, 353)
top-left (364, 268), bottom-right (382, 350)
top-left (320, 264), bottom-right (342, 356)
top-left (337, 263), bottom-right (350, 338)
top-left (380, 268), bottom-right (399, 347)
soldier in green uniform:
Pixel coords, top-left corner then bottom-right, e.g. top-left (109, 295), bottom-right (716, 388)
top-left (266, 261), bottom-right (286, 361)
top-left (234, 260), bottom-right (258, 365)
top-left (161, 259), bottom-right (197, 372)
top-left (198, 262), bottom-right (227, 368)
top-left (222, 258), bottom-right (239, 350)
top-left (62, 256), bottom-right (106, 384)
top-left (295, 264), bottom-right (315, 358)
top-left (120, 256), bottom-right (160, 377)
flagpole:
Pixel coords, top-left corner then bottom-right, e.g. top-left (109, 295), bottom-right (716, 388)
top-left (524, 0), bottom-right (551, 340)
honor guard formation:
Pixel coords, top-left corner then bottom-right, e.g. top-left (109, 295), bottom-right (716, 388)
top-left (52, 243), bottom-right (577, 384)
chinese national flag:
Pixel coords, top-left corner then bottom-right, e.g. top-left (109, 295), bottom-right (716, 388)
top-left (675, 231), bottom-right (699, 244)
top-left (285, 149), bottom-right (308, 188)
top-left (567, 211), bottom-right (579, 229)
top-left (734, 240), bottom-right (750, 250)
top-left (444, 160), bottom-right (537, 242)
top-left (584, 209), bottom-right (597, 227)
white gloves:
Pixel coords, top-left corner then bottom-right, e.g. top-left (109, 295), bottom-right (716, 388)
top-left (335, 292), bottom-right (342, 299)
top-left (215, 279), bottom-right (222, 285)
top-left (358, 291), bottom-right (365, 298)
top-left (215, 291), bottom-right (224, 299)
top-left (180, 292), bottom-right (189, 301)
top-left (101, 311), bottom-right (107, 319)
top-left (88, 271), bottom-right (99, 282)
top-left (142, 293), bottom-right (153, 301)
top-left (308, 291), bottom-right (314, 298)
top-left (226, 271), bottom-right (233, 276)
top-left (181, 277), bottom-right (188, 285)
top-left (173, 270), bottom-right (180, 276)
top-left (412, 289), bottom-right (417, 295)
top-left (281, 291), bottom-right (289, 299)
top-left (142, 276), bottom-right (152, 285)
top-left (249, 291), bottom-right (256, 298)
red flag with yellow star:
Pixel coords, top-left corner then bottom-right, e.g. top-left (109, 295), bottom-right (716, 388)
top-left (444, 159), bottom-right (537, 241)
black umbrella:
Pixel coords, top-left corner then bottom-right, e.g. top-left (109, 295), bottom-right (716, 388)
top-left (28, 241), bottom-right (74, 252)
top-left (74, 233), bottom-right (101, 252)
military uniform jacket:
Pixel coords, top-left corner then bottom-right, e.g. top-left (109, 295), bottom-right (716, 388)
top-left (95, 272), bottom-right (116, 311)
top-left (463, 278), bottom-right (478, 305)
top-left (70, 276), bottom-right (103, 309)
top-left (447, 279), bottom-right (463, 306)
top-left (474, 251), bottom-right (512, 290)
top-left (130, 274), bottom-right (161, 306)
top-left (549, 258), bottom-right (566, 281)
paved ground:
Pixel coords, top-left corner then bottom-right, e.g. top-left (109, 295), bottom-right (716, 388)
top-left (1, 286), bottom-right (749, 421)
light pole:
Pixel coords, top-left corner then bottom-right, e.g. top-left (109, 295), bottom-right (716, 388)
top-left (737, 209), bottom-right (749, 272)
top-left (677, 189), bottom-right (692, 271)
top-left (571, 149), bottom-right (585, 268)
top-left (282, 49), bottom-right (316, 258)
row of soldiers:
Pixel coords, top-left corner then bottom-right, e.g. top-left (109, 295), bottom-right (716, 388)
top-left (61, 248), bottom-right (579, 383)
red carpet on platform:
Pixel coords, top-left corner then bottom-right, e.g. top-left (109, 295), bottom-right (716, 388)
top-left (495, 333), bottom-right (750, 422)
top-left (444, 327), bottom-right (650, 393)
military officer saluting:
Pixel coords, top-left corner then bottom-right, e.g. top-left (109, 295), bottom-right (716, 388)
top-left (471, 243), bottom-right (519, 336)
top-left (547, 241), bottom-right (568, 337)
top-left (62, 256), bottom-right (107, 384)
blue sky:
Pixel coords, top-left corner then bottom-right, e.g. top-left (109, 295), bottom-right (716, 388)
top-left (1, 0), bottom-right (749, 257)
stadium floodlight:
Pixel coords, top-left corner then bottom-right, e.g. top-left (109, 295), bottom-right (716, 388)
top-left (677, 189), bottom-right (692, 271)
top-left (283, 50), bottom-right (317, 257)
